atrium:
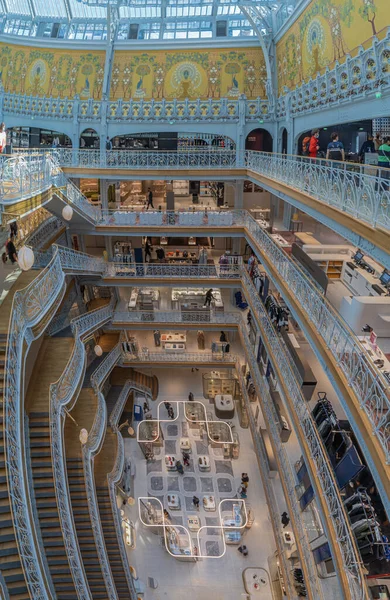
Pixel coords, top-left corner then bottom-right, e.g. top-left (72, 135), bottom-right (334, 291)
top-left (0, 0), bottom-right (389, 599)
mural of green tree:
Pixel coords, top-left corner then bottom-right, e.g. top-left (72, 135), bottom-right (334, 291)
top-left (359, 0), bottom-right (377, 35)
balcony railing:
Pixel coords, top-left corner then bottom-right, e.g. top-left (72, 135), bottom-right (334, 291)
top-left (113, 310), bottom-right (241, 325)
top-left (0, 153), bottom-right (53, 203)
top-left (240, 282), bottom-right (367, 600)
top-left (238, 371), bottom-right (324, 600)
top-left (277, 32), bottom-right (390, 119)
top-left (106, 263), bottom-right (241, 279)
top-left (2, 94), bottom-right (269, 123)
top-left (122, 349), bottom-right (237, 364)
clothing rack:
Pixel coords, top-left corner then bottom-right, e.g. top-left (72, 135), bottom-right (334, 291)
top-left (264, 293), bottom-right (289, 331)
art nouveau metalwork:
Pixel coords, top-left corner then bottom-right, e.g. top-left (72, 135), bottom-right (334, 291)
top-left (240, 281), bottom-right (367, 600)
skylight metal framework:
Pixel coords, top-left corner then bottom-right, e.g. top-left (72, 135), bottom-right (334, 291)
top-left (0, 0), bottom-right (298, 42)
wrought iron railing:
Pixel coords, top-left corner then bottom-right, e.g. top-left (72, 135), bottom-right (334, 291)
top-left (239, 286), bottom-right (367, 600)
top-left (277, 32), bottom-right (390, 119)
top-left (105, 262), bottom-right (240, 279)
top-left (246, 151), bottom-right (390, 230)
top-left (113, 310), bottom-right (242, 325)
top-left (49, 303), bottom-right (114, 600)
top-left (2, 94), bottom-right (268, 123)
top-left (90, 342), bottom-right (122, 391)
top-left (237, 371), bottom-right (312, 600)
top-left (107, 380), bottom-right (139, 599)
top-left (4, 249), bottom-right (67, 599)
top-left (100, 208), bottom-right (237, 228)
top-left (122, 349), bottom-right (237, 364)
top-left (0, 153), bottom-right (53, 203)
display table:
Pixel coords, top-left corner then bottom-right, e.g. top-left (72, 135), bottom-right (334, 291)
top-left (165, 455), bottom-right (177, 471)
top-left (283, 531), bottom-right (295, 547)
top-left (128, 288), bottom-right (160, 310)
top-left (187, 515), bottom-right (200, 532)
top-left (198, 456), bottom-right (211, 471)
top-left (270, 233), bottom-right (291, 250)
top-left (171, 288), bottom-right (223, 311)
top-left (215, 394), bottom-right (235, 419)
top-left (255, 218), bottom-right (269, 229)
top-left (294, 232), bottom-right (321, 246)
top-left (180, 438), bottom-right (191, 453)
top-left (203, 495), bottom-right (216, 511)
top-left (243, 569), bottom-right (269, 595)
top-left (358, 336), bottom-right (390, 372)
top-left (167, 494), bottom-right (181, 510)
top-left (165, 343), bottom-right (186, 352)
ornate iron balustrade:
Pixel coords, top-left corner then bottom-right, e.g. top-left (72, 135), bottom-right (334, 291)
top-left (240, 282), bottom-right (367, 600)
top-left (237, 371), bottom-right (321, 600)
top-left (2, 94), bottom-right (268, 123)
top-left (49, 301), bottom-right (115, 600)
top-left (4, 250), bottom-right (67, 599)
top-left (107, 379), bottom-right (139, 599)
top-left (105, 262), bottom-right (240, 279)
top-left (0, 153), bottom-right (53, 203)
top-left (246, 151), bottom-right (390, 230)
top-left (109, 378), bottom-right (153, 432)
top-left (242, 215), bottom-right (390, 464)
top-left (90, 342), bottom-right (122, 391)
top-left (1, 207), bottom-right (54, 247)
top-left (113, 310), bottom-right (241, 325)
top-left (277, 32), bottom-right (390, 119)
top-left (26, 215), bottom-right (64, 250)
top-left (122, 349), bottom-right (237, 364)
top-left (100, 207), bottom-right (237, 228)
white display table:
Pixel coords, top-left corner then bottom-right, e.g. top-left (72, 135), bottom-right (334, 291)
top-left (165, 455), bottom-right (177, 471)
top-left (180, 438), bottom-right (191, 453)
top-left (203, 495), bottom-right (216, 511)
top-left (198, 456), bottom-right (210, 471)
top-left (215, 394), bottom-right (235, 419)
top-left (167, 494), bottom-right (181, 510)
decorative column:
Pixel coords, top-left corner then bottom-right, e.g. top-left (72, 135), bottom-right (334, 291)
top-left (100, 179), bottom-right (109, 211)
top-left (236, 94), bottom-right (247, 167)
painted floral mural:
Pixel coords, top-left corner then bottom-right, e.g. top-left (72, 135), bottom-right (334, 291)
top-left (276, 0), bottom-right (389, 91)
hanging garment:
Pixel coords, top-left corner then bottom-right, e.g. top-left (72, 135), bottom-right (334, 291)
top-left (197, 330), bottom-right (205, 350)
top-left (154, 330), bottom-right (161, 346)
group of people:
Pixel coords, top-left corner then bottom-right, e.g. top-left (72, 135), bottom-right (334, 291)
top-left (239, 472), bottom-right (249, 498)
top-left (301, 129), bottom-right (390, 169)
top-left (2, 220), bottom-right (19, 266)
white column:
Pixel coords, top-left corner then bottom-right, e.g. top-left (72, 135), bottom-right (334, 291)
top-left (234, 179), bottom-right (244, 209)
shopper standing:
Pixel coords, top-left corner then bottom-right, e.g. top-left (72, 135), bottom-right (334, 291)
top-left (309, 129), bottom-right (320, 158)
top-left (238, 545), bottom-right (248, 556)
top-left (326, 132), bottom-right (345, 162)
top-left (281, 512), bottom-right (290, 528)
top-left (192, 496), bottom-right (200, 509)
top-left (359, 134), bottom-right (375, 162)
top-left (204, 289), bottom-right (215, 307)
top-left (0, 123), bottom-right (6, 154)
top-left (378, 136), bottom-right (390, 170)
top-left (144, 239), bottom-right (152, 263)
top-left (374, 133), bottom-right (383, 152)
top-left (146, 188), bottom-right (154, 209)
top-left (188, 392), bottom-right (194, 402)
top-left (6, 235), bottom-right (17, 264)
top-left (220, 331), bottom-right (227, 343)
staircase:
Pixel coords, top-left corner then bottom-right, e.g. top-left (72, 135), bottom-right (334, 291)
top-left (29, 412), bottom-right (77, 599)
top-left (96, 487), bottom-right (131, 599)
top-left (66, 458), bottom-right (108, 598)
top-left (112, 367), bottom-right (158, 400)
top-left (0, 334), bottom-right (30, 600)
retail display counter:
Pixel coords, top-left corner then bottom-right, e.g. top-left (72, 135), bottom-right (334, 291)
top-left (340, 295), bottom-right (390, 337)
top-left (161, 333), bottom-right (186, 348)
top-left (128, 288), bottom-right (160, 310)
top-left (271, 233), bottom-right (291, 250)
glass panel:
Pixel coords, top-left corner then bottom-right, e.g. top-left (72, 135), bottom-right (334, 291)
top-left (4, 0), bottom-right (31, 16)
top-left (33, 0), bottom-right (67, 19)
top-left (68, 0), bottom-right (106, 20)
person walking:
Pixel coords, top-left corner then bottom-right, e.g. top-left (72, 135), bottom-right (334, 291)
top-left (163, 509), bottom-right (171, 521)
top-left (0, 123), bottom-right (6, 154)
top-left (309, 129), bottom-right (320, 158)
top-left (176, 460), bottom-right (184, 475)
top-left (359, 134), bottom-right (375, 162)
top-left (238, 545), bottom-right (248, 556)
top-left (192, 496), bottom-right (200, 509)
top-left (188, 392), bottom-right (194, 402)
top-left (203, 289), bottom-right (215, 307)
top-left (168, 406), bottom-right (175, 420)
top-left (183, 452), bottom-right (190, 467)
top-left (281, 512), bottom-right (290, 528)
top-left (144, 239), bottom-right (152, 263)
top-left (146, 188), bottom-right (154, 210)
top-left (247, 310), bottom-right (252, 326)
top-left (6, 235), bottom-right (17, 264)
top-left (326, 132), bottom-right (345, 162)
top-left (241, 473), bottom-right (249, 488)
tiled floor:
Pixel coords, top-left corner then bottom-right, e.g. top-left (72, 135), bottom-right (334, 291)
top-left (122, 368), bottom-right (277, 600)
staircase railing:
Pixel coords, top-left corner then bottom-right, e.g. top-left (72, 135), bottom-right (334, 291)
top-left (4, 249), bottom-right (67, 600)
top-left (49, 303), bottom-right (114, 600)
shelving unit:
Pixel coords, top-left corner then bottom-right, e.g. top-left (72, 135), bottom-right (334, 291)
top-left (316, 259), bottom-right (344, 279)
top-left (203, 371), bottom-right (238, 400)
top-left (173, 180), bottom-right (189, 196)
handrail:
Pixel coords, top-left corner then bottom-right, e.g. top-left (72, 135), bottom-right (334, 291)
top-left (90, 342), bottom-right (122, 391)
top-left (240, 272), bottom-right (367, 599)
top-left (237, 371), bottom-right (310, 600)
top-left (107, 380), bottom-right (139, 599)
top-left (123, 349), bottom-right (237, 364)
top-left (113, 310), bottom-right (242, 325)
top-left (4, 249), bottom-right (67, 599)
top-left (105, 262), bottom-right (241, 279)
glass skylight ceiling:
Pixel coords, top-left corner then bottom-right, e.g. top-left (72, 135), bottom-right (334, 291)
top-left (0, 0), bottom-right (297, 41)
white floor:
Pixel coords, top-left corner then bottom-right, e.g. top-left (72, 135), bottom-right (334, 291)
top-left (122, 367), bottom-right (277, 600)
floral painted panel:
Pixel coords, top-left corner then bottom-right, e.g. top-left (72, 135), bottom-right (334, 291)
top-left (276, 0), bottom-right (390, 91)
top-left (0, 43), bottom-right (105, 99)
top-left (110, 47), bottom-right (266, 100)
